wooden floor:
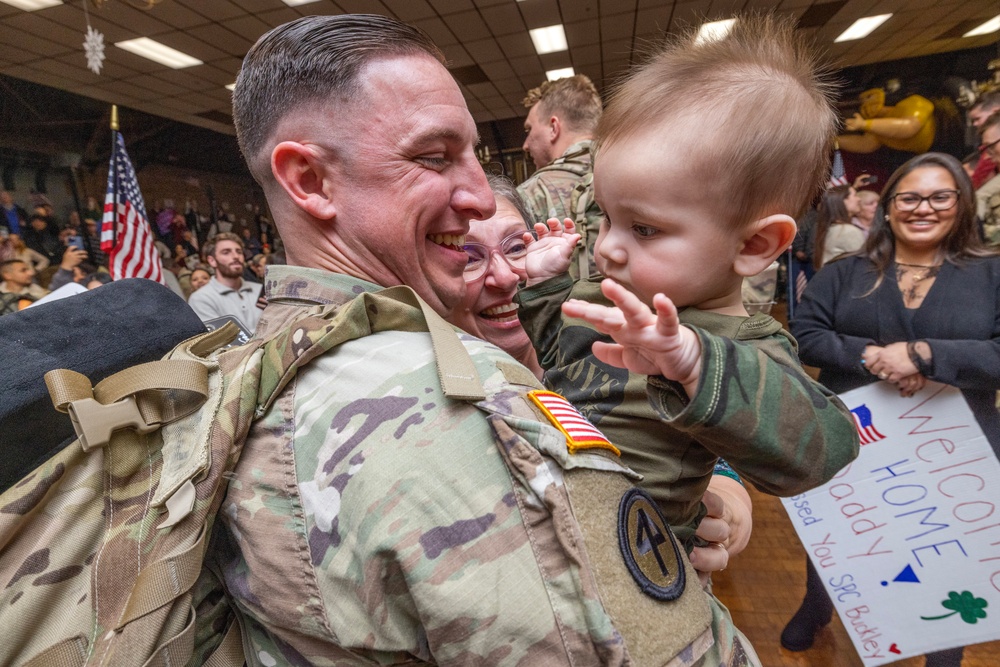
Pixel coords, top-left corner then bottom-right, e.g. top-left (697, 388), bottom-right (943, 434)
top-left (710, 300), bottom-right (998, 667)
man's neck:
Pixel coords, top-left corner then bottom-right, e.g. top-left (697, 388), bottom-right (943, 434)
top-left (551, 133), bottom-right (592, 162)
top-left (215, 273), bottom-right (243, 291)
top-left (1, 281), bottom-right (31, 293)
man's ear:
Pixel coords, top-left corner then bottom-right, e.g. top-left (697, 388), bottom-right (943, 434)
top-left (206, 254), bottom-right (218, 270)
top-left (733, 214), bottom-right (797, 277)
top-left (548, 115), bottom-right (562, 144)
top-left (270, 141), bottom-right (337, 221)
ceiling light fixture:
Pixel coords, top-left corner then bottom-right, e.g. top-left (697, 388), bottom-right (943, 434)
top-left (116, 37), bottom-right (203, 69)
top-left (281, 0), bottom-right (321, 6)
top-left (964, 15), bottom-right (1000, 37)
top-left (546, 67), bottom-right (575, 81)
top-left (695, 18), bottom-right (736, 44)
top-left (834, 14), bottom-right (892, 42)
top-left (0, 0), bottom-right (62, 10)
top-left (530, 25), bottom-right (568, 55)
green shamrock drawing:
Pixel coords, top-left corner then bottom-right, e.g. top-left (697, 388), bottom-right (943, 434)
top-left (920, 591), bottom-right (988, 624)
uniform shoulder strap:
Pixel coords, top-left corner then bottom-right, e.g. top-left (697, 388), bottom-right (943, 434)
top-left (254, 285), bottom-right (484, 416)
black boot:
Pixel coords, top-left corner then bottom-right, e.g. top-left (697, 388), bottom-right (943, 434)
top-left (924, 647), bottom-right (963, 667)
top-left (780, 558), bottom-right (834, 651)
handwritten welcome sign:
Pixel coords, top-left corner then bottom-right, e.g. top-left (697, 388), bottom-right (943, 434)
top-left (781, 382), bottom-right (1000, 665)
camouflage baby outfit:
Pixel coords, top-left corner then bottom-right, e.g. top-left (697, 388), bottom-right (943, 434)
top-left (517, 273), bottom-right (860, 666)
top-left (209, 265), bottom-right (723, 666)
top-left (519, 273), bottom-right (858, 538)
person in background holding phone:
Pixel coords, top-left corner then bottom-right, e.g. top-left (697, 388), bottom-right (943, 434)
top-left (47, 229), bottom-right (92, 291)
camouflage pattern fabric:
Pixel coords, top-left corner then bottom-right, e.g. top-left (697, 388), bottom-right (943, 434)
top-left (983, 187), bottom-right (1000, 247)
top-left (516, 140), bottom-right (605, 282)
top-left (0, 323), bottom-right (260, 667)
top-left (518, 272), bottom-right (859, 541)
top-left (741, 260), bottom-right (780, 315)
top-left (208, 265), bottom-right (720, 666)
top-left (517, 139), bottom-right (594, 225)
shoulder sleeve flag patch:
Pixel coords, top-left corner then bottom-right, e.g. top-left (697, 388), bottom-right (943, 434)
top-left (527, 389), bottom-right (620, 456)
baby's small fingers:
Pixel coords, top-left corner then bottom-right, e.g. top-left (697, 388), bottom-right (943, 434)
top-left (600, 280), bottom-right (654, 328)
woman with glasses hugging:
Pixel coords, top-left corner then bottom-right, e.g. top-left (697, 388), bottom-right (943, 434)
top-left (783, 152), bottom-right (1000, 666)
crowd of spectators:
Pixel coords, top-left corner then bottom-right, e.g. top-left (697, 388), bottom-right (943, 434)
top-left (0, 192), bottom-right (283, 323)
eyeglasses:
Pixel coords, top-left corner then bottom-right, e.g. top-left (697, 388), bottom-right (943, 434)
top-left (463, 231), bottom-right (528, 282)
top-left (889, 190), bottom-right (960, 212)
top-left (980, 135), bottom-right (1000, 153)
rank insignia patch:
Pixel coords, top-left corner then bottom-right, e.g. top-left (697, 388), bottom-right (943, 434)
top-left (527, 390), bottom-right (620, 456)
top-left (618, 488), bottom-right (686, 601)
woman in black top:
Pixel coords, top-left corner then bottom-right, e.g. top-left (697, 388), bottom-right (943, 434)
top-left (783, 152), bottom-right (1000, 667)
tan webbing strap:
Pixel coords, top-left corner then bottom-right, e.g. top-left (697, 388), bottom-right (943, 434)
top-left (188, 321), bottom-right (240, 358)
top-left (93, 359), bottom-right (208, 425)
top-left (378, 286), bottom-right (485, 401)
top-left (45, 369), bottom-right (96, 412)
top-left (46, 361), bottom-right (209, 452)
top-left (138, 603), bottom-right (197, 667)
top-left (116, 525), bottom-right (208, 630)
top-left (21, 635), bottom-right (88, 667)
top-left (202, 618), bottom-right (245, 667)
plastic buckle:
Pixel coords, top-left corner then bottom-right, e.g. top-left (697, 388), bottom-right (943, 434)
top-left (67, 396), bottom-right (157, 452)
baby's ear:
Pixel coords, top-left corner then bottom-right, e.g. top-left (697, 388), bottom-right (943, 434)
top-left (733, 214), bottom-right (796, 277)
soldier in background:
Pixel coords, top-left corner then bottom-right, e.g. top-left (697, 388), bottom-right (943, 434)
top-left (214, 13), bottom-right (737, 666)
top-left (519, 76), bottom-right (603, 283)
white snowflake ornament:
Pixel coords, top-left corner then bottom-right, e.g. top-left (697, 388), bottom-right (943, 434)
top-left (84, 25), bottom-right (105, 75)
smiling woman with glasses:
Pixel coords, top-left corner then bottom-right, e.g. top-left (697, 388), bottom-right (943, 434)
top-left (785, 152), bottom-right (1000, 667)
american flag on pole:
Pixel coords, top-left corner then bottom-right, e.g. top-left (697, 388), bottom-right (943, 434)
top-left (828, 148), bottom-right (849, 188)
top-left (101, 132), bottom-right (164, 284)
top-left (850, 403), bottom-right (887, 445)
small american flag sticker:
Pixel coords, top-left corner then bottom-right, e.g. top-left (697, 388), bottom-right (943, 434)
top-left (527, 390), bottom-right (620, 456)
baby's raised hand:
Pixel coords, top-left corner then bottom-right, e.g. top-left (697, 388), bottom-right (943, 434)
top-left (562, 278), bottom-right (703, 397)
top-left (523, 218), bottom-right (581, 286)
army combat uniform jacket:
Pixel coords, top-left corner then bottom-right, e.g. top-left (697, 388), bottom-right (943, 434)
top-left (518, 272), bottom-right (860, 544)
top-left (211, 266), bottom-right (730, 666)
top-left (517, 139), bottom-right (593, 226)
top-left (517, 140), bottom-right (605, 282)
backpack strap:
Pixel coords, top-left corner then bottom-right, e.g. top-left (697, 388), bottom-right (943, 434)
top-left (255, 285), bottom-right (484, 416)
top-left (377, 285), bottom-right (485, 401)
top-left (45, 359), bottom-right (209, 452)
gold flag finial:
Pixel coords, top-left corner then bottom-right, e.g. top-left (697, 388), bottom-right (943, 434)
top-left (110, 104), bottom-right (119, 131)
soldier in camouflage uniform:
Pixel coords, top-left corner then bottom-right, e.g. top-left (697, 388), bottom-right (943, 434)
top-left (517, 15), bottom-right (861, 666)
top-left (518, 76), bottom-right (604, 281)
top-left (212, 14), bottom-right (743, 666)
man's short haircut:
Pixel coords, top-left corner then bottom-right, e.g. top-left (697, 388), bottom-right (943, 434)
top-left (233, 14), bottom-right (444, 184)
top-left (596, 12), bottom-right (838, 228)
top-left (0, 258), bottom-right (26, 277)
top-left (522, 75), bottom-right (603, 135)
top-left (971, 90), bottom-right (1000, 114)
top-left (203, 232), bottom-right (244, 259)
top-left (486, 173), bottom-right (532, 228)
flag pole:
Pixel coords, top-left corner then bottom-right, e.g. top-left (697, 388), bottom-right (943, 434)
top-left (110, 105), bottom-right (119, 248)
